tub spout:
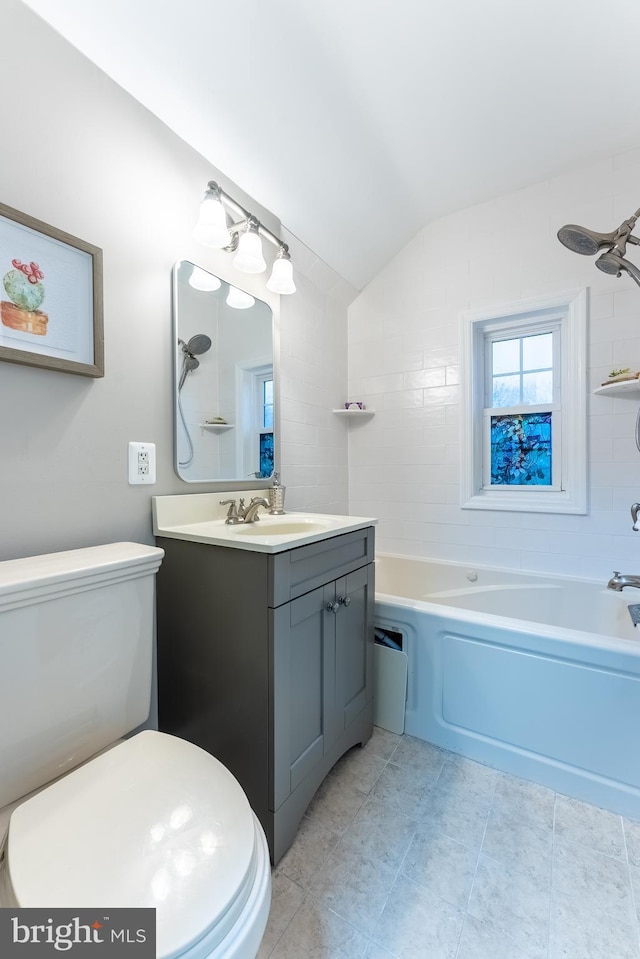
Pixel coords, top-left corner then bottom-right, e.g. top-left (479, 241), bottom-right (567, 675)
top-left (632, 503), bottom-right (640, 531)
top-left (607, 571), bottom-right (640, 591)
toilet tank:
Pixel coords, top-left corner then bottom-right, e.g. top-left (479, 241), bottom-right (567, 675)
top-left (0, 542), bottom-right (164, 808)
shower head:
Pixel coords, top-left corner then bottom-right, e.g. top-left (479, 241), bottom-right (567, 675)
top-left (596, 250), bottom-right (640, 289)
top-left (556, 224), bottom-right (620, 256)
top-left (178, 333), bottom-right (212, 390)
top-left (558, 207), bottom-right (640, 290)
top-left (181, 334), bottom-right (212, 357)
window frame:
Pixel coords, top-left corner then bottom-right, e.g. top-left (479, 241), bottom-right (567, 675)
top-left (482, 318), bottom-right (561, 492)
top-left (460, 289), bottom-right (587, 514)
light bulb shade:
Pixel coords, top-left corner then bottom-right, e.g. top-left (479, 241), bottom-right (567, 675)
top-left (267, 255), bottom-right (296, 294)
top-left (233, 229), bottom-right (267, 274)
top-left (188, 266), bottom-right (221, 292)
top-left (226, 286), bottom-right (255, 310)
top-left (194, 192), bottom-right (230, 248)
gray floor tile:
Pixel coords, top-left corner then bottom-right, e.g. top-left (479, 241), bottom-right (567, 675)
top-left (372, 874), bottom-right (464, 959)
top-left (630, 863), bottom-right (640, 924)
top-left (491, 771), bottom-right (556, 828)
top-left (310, 840), bottom-right (398, 937)
top-left (456, 913), bottom-right (547, 959)
top-left (370, 760), bottom-right (434, 819)
top-left (276, 814), bottom-right (341, 890)
top-left (306, 772), bottom-right (367, 835)
top-left (258, 728), bottom-right (640, 958)
top-left (387, 734), bottom-right (446, 778)
top-left (363, 943), bottom-right (397, 959)
top-left (552, 837), bottom-right (635, 925)
top-left (329, 744), bottom-right (388, 794)
top-left (467, 853), bottom-right (551, 955)
top-left (363, 726), bottom-right (401, 762)
top-left (401, 825), bottom-right (477, 909)
top-left (257, 872), bottom-right (305, 958)
top-left (549, 889), bottom-right (640, 959)
top-left (421, 781), bottom-right (492, 850)
top-left (435, 757), bottom-right (498, 799)
top-left (342, 795), bottom-right (417, 869)
top-left (481, 804), bottom-right (553, 883)
top-left (554, 794), bottom-right (626, 860)
top-left (624, 817), bottom-right (640, 867)
top-left (270, 896), bottom-right (370, 959)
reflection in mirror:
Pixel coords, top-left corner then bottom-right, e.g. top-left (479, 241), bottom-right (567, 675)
top-left (172, 260), bottom-right (275, 483)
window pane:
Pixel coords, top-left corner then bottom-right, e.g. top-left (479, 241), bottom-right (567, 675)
top-left (262, 378), bottom-right (274, 429)
top-left (492, 338), bottom-right (520, 375)
top-left (259, 432), bottom-right (274, 478)
top-left (492, 374), bottom-right (521, 407)
top-left (490, 412), bottom-right (552, 486)
top-left (522, 370), bottom-right (553, 404)
top-left (522, 333), bottom-right (553, 371)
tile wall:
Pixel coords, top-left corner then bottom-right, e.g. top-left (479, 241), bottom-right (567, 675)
top-left (348, 146), bottom-right (640, 580)
top-left (279, 229), bottom-right (357, 515)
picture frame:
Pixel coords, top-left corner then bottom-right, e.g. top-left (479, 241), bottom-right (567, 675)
top-left (0, 202), bottom-right (104, 377)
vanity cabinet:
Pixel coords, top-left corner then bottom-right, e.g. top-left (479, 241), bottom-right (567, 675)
top-left (155, 527), bottom-right (375, 864)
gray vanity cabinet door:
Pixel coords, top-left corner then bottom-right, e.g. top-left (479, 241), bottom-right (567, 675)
top-left (271, 583), bottom-right (335, 810)
top-left (334, 564), bottom-right (375, 732)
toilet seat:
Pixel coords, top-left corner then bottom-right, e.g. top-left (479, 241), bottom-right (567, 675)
top-left (6, 731), bottom-right (269, 959)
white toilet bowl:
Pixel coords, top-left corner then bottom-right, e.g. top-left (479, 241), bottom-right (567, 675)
top-left (0, 730), bottom-right (271, 959)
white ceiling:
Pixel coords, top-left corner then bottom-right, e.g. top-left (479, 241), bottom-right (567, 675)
top-left (21, 0), bottom-right (640, 290)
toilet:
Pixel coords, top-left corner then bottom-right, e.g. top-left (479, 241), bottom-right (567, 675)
top-left (0, 542), bottom-right (271, 959)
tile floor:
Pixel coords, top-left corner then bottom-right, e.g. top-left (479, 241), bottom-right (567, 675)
top-left (257, 727), bottom-right (640, 959)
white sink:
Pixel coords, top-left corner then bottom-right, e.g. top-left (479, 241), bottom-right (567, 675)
top-left (152, 495), bottom-right (377, 553)
top-left (232, 518), bottom-right (332, 536)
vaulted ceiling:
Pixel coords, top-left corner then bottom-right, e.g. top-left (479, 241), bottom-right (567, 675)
top-left (21, 0), bottom-right (640, 289)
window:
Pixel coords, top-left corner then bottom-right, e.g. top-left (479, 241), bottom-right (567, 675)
top-left (257, 373), bottom-right (274, 478)
top-left (461, 290), bottom-right (587, 513)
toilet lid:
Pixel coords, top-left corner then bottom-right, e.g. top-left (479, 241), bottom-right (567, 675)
top-left (8, 731), bottom-right (258, 959)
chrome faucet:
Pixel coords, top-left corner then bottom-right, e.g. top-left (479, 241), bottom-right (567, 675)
top-left (632, 503), bottom-right (640, 531)
top-left (239, 497), bottom-right (270, 524)
top-left (607, 571), bottom-right (640, 591)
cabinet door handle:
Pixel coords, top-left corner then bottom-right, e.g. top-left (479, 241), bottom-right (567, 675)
top-left (338, 595), bottom-right (351, 607)
top-left (326, 601), bottom-right (339, 614)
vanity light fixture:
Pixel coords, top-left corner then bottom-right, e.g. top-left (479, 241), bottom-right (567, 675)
top-left (226, 286), bottom-right (255, 310)
top-left (194, 180), bottom-right (296, 294)
top-left (193, 183), bottom-right (230, 248)
top-left (266, 246), bottom-right (296, 295)
top-left (233, 217), bottom-right (267, 274)
top-left (188, 265), bottom-right (222, 292)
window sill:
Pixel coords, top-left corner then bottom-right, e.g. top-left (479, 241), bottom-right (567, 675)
top-left (462, 488), bottom-right (586, 514)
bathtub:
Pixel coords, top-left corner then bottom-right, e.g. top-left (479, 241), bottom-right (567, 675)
top-left (375, 553), bottom-right (640, 817)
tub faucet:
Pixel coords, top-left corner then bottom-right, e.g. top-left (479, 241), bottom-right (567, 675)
top-left (607, 571), bottom-right (640, 591)
top-left (632, 503), bottom-right (640, 531)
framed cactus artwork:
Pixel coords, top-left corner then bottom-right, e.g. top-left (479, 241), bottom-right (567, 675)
top-left (0, 203), bottom-right (103, 377)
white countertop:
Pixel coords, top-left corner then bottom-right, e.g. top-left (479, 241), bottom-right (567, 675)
top-left (152, 494), bottom-right (377, 554)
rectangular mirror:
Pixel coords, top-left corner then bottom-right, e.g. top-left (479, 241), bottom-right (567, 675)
top-left (173, 260), bottom-right (275, 483)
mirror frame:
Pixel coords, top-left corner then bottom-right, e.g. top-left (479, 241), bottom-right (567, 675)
top-left (171, 260), bottom-right (280, 489)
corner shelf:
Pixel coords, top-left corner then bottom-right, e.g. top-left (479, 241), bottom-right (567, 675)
top-left (593, 380), bottom-right (640, 396)
top-left (332, 409), bottom-right (375, 417)
top-left (200, 422), bottom-right (234, 432)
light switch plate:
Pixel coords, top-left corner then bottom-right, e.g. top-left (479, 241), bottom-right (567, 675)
top-left (128, 441), bottom-right (156, 484)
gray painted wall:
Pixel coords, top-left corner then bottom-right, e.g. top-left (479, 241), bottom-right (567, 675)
top-left (1, 0), bottom-right (286, 561)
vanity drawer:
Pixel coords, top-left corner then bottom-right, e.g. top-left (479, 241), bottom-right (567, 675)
top-left (269, 527), bottom-right (374, 606)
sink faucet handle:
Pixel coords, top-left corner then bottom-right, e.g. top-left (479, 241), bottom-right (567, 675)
top-left (632, 503), bottom-right (640, 531)
top-left (220, 499), bottom-right (240, 524)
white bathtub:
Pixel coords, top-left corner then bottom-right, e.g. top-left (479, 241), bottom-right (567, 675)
top-left (375, 553), bottom-right (640, 817)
